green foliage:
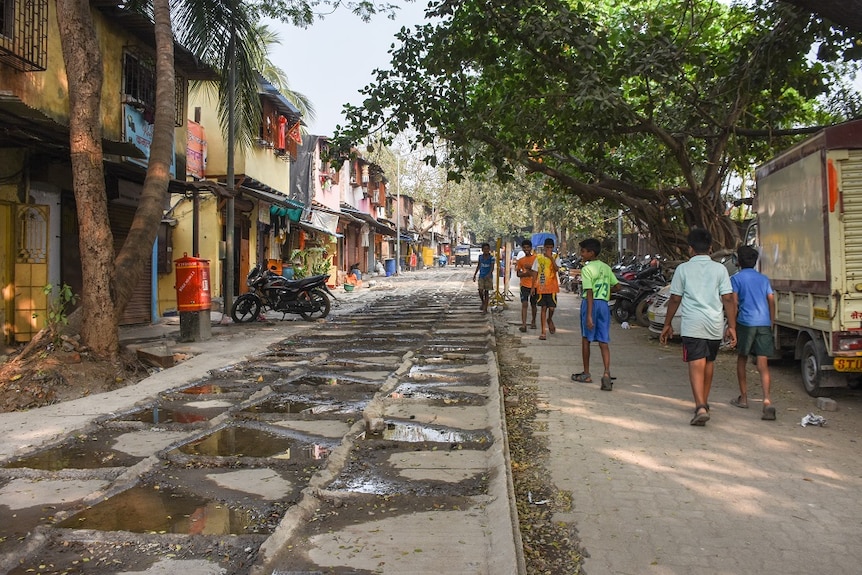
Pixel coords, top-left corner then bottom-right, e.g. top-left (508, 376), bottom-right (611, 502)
top-left (333, 0), bottom-right (861, 257)
top-left (41, 284), bottom-right (78, 342)
top-left (289, 247), bottom-right (332, 279)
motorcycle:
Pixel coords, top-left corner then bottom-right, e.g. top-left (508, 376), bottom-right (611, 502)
top-left (611, 265), bottom-right (666, 325)
top-left (231, 262), bottom-right (336, 323)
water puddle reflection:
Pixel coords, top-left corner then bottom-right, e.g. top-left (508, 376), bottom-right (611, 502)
top-left (57, 484), bottom-right (262, 535)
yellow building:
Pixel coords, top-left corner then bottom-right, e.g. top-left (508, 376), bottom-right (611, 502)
top-left (0, 0), bottom-right (213, 344)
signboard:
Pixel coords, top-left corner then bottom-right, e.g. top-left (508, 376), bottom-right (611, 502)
top-left (123, 104), bottom-right (176, 177)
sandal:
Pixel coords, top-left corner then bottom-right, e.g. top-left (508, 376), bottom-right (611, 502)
top-left (762, 405), bottom-right (777, 421)
top-left (518, 325), bottom-right (527, 332)
top-left (730, 395), bottom-right (748, 408)
top-left (539, 334), bottom-right (547, 340)
top-left (571, 372), bottom-right (592, 383)
top-left (690, 405), bottom-right (710, 426)
top-left (548, 320), bottom-right (556, 334)
top-left (529, 323), bottom-right (537, 329)
top-left (600, 374), bottom-right (613, 391)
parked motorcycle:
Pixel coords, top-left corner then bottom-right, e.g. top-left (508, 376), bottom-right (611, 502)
top-left (231, 262), bottom-right (336, 323)
top-left (611, 265), bottom-right (666, 325)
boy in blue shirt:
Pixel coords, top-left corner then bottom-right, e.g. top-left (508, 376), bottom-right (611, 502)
top-left (730, 245), bottom-right (777, 420)
top-left (473, 243), bottom-right (495, 312)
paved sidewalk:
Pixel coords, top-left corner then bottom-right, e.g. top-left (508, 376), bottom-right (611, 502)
top-left (503, 284), bottom-right (862, 575)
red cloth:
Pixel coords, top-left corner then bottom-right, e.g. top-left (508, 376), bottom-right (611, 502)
top-left (288, 121), bottom-right (302, 144)
top-left (277, 115), bottom-right (287, 149)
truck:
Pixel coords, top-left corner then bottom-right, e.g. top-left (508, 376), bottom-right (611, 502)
top-left (754, 118), bottom-right (862, 396)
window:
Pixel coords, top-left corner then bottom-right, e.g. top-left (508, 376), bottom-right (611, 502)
top-left (1, 0), bottom-right (13, 39)
top-left (0, 0), bottom-right (48, 71)
top-left (122, 49), bottom-right (185, 126)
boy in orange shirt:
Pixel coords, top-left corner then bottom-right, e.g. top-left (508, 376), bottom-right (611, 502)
top-left (515, 240), bottom-right (538, 332)
top-left (531, 238), bottom-right (561, 340)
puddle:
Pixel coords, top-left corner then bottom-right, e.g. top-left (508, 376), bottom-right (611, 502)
top-left (390, 385), bottom-right (486, 404)
top-left (57, 484), bottom-right (263, 535)
top-left (373, 421), bottom-right (491, 444)
top-left (118, 402), bottom-right (227, 424)
top-left (3, 431), bottom-right (144, 470)
top-left (242, 397), bottom-right (318, 414)
top-left (241, 395), bottom-right (365, 416)
top-left (175, 425), bottom-right (324, 460)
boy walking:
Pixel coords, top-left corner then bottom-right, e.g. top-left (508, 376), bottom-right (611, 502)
top-left (515, 240), bottom-right (538, 332)
top-left (473, 243), bottom-right (494, 312)
top-left (730, 245), bottom-right (777, 420)
top-left (531, 238), bottom-right (561, 340)
top-left (571, 238), bottom-right (620, 390)
top-left (660, 228), bottom-right (737, 426)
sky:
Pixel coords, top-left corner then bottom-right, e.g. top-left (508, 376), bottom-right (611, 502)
top-left (265, 2), bottom-right (431, 137)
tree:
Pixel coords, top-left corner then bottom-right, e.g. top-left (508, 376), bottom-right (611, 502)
top-left (54, 0), bottom-right (396, 360)
top-left (335, 0), bottom-right (860, 258)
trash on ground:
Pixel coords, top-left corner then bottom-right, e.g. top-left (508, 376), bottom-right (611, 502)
top-left (800, 413), bottom-right (827, 427)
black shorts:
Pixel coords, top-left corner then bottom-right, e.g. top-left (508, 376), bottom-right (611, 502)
top-left (536, 293), bottom-right (557, 308)
top-left (520, 286), bottom-right (538, 305)
top-left (681, 337), bottom-right (721, 362)
top-left (737, 324), bottom-right (774, 357)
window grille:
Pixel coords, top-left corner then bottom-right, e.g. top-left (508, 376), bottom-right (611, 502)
top-left (16, 205), bottom-right (47, 264)
top-left (123, 49), bottom-right (185, 126)
top-left (0, 0), bottom-right (48, 72)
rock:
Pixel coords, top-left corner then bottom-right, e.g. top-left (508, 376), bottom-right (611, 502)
top-left (816, 397), bottom-right (838, 411)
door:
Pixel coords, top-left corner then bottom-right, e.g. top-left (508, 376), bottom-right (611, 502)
top-left (13, 205), bottom-right (49, 342)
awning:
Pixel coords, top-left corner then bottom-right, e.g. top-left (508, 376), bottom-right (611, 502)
top-left (341, 206), bottom-right (397, 237)
top-left (295, 219), bottom-right (343, 238)
top-left (0, 94), bottom-right (145, 158)
top-left (240, 185), bottom-right (303, 209)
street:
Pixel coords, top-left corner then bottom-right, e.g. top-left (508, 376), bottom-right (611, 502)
top-left (2, 266), bottom-right (862, 574)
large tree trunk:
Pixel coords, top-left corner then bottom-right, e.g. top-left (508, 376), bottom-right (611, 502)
top-left (55, 0), bottom-right (119, 361)
top-left (112, 0), bottom-right (175, 316)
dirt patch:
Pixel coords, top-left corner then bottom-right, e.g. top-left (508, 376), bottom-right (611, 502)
top-left (494, 315), bottom-right (585, 574)
top-left (0, 338), bottom-right (150, 414)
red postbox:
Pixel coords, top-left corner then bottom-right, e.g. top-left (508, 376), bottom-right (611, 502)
top-left (174, 253), bottom-right (211, 312)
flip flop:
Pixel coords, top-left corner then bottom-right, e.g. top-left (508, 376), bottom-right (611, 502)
top-left (690, 405), bottom-right (710, 426)
top-left (529, 324), bottom-right (537, 329)
top-left (730, 396), bottom-right (749, 408)
top-left (539, 334), bottom-right (547, 340)
top-left (762, 405), bottom-right (777, 421)
top-left (548, 320), bottom-right (556, 334)
top-left (518, 326), bottom-right (527, 332)
top-left (571, 372), bottom-right (592, 383)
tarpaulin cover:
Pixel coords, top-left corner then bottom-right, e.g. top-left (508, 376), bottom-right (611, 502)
top-left (531, 232), bottom-right (558, 249)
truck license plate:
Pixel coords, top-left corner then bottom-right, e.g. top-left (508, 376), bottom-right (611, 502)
top-left (833, 358), bottom-right (862, 372)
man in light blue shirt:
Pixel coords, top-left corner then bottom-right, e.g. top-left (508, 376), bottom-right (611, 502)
top-left (660, 228), bottom-right (737, 426)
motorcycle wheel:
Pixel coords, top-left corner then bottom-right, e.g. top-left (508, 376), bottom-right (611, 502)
top-left (634, 298), bottom-right (652, 328)
top-left (231, 294), bottom-right (262, 323)
top-left (612, 300), bottom-right (632, 324)
top-left (299, 288), bottom-right (331, 320)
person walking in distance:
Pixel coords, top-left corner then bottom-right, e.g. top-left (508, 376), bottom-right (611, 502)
top-left (729, 245), bottom-right (777, 420)
top-left (473, 243), bottom-right (494, 313)
top-left (532, 238), bottom-right (561, 340)
top-left (515, 239), bottom-right (538, 332)
top-left (571, 238), bottom-right (620, 390)
top-left (660, 228), bottom-right (737, 426)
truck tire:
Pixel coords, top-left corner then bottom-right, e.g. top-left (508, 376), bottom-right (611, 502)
top-left (800, 340), bottom-right (831, 397)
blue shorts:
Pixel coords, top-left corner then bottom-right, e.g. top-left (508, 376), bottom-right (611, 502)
top-left (520, 286), bottom-right (538, 305)
top-left (580, 299), bottom-right (610, 343)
